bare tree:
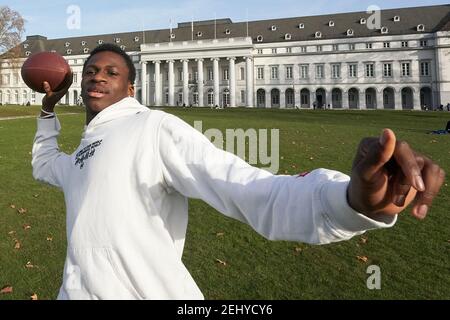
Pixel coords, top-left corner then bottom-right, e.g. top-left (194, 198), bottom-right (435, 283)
top-left (0, 6), bottom-right (25, 61)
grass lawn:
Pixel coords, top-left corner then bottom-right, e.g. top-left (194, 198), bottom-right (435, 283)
top-left (0, 104), bottom-right (449, 300)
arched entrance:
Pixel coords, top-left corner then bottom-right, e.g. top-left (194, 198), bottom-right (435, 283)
top-left (332, 88), bottom-right (342, 109)
top-left (285, 88), bottom-right (295, 108)
top-left (383, 87), bottom-right (395, 109)
top-left (420, 87), bottom-right (432, 110)
top-left (271, 88), bottom-right (280, 108)
top-left (401, 87), bottom-right (414, 110)
top-left (348, 88), bottom-right (359, 109)
top-left (222, 88), bottom-right (230, 107)
top-left (257, 89), bottom-right (266, 108)
top-left (315, 88), bottom-right (326, 108)
top-left (300, 89), bottom-right (310, 108)
top-left (365, 88), bottom-right (377, 109)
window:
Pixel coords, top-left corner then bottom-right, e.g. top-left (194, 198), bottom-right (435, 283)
top-left (333, 44), bottom-right (339, 51)
top-left (134, 36), bottom-right (140, 42)
top-left (197, 32), bottom-right (203, 37)
top-left (240, 67), bottom-right (245, 80)
top-left (178, 68), bottom-right (183, 81)
top-left (73, 73), bottom-right (78, 83)
top-left (223, 68), bottom-right (229, 81)
top-left (271, 66), bottom-right (279, 80)
top-left (83, 48), bottom-right (89, 53)
top-left (225, 29), bottom-right (231, 35)
top-left (257, 49), bottom-right (263, 54)
top-left (120, 45), bottom-right (126, 51)
top-left (417, 24), bottom-right (425, 32)
top-left (383, 42), bottom-right (390, 48)
top-left (23, 43), bottom-right (29, 49)
top-left (401, 41), bottom-right (409, 48)
top-left (207, 90), bottom-right (214, 105)
top-left (114, 37), bottom-right (121, 43)
top-left (193, 69), bottom-right (198, 82)
top-left (365, 63), bottom-right (375, 77)
top-left (420, 40), bottom-right (428, 47)
top-left (257, 35), bottom-right (263, 42)
top-left (394, 16), bottom-right (400, 22)
top-left (285, 33), bottom-right (292, 40)
top-left (381, 27), bottom-right (389, 34)
top-left (300, 46), bottom-right (307, 53)
top-left (66, 49), bottom-right (72, 55)
top-left (272, 48), bottom-right (277, 54)
top-left (315, 64), bottom-right (324, 79)
top-left (315, 31), bottom-right (322, 38)
top-left (300, 65), bottom-right (309, 79)
top-left (98, 39), bottom-right (103, 45)
top-left (25, 51), bottom-right (31, 56)
top-left (165, 71), bottom-right (169, 81)
top-left (286, 66), bottom-right (293, 79)
top-left (383, 63), bottom-right (393, 77)
top-left (81, 41), bottom-right (86, 46)
top-left (348, 64), bottom-right (357, 78)
top-left (349, 44), bottom-right (355, 51)
top-left (316, 45), bottom-right (322, 52)
top-left (286, 47), bottom-right (292, 53)
top-left (328, 21), bottom-right (335, 27)
top-left (271, 25), bottom-right (277, 31)
top-left (257, 67), bottom-right (264, 80)
top-left (207, 67), bottom-right (213, 81)
top-left (366, 43), bottom-right (373, 49)
top-left (241, 90), bottom-right (246, 104)
top-left (170, 33), bottom-right (176, 39)
top-left (347, 29), bottom-right (354, 36)
top-left (401, 62), bottom-right (411, 77)
top-left (360, 18), bottom-right (367, 25)
top-left (298, 23), bottom-right (305, 29)
top-left (331, 64), bottom-right (341, 79)
top-left (65, 42), bottom-right (70, 47)
top-left (420, 61), bottom-right (430, 76)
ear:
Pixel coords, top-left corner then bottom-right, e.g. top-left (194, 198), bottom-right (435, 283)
top-left (128, 83), bottom-right (135, 97)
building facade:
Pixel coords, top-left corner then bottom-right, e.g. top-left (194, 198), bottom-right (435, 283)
top-left (1, 5), bottom-right (449, 110)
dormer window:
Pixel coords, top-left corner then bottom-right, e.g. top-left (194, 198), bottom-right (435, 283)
top-left (81, 41), bottom-right (86, 46)
top-left (381, 26), bottom-right (389, 34)
top-left (256, 35), bottom-right (263, 42)
top-left (284, 33), bottom-right (292, 40)
top-left (170, 33), bottom-right (175, 39)
top-left (97, 39), bottom-right (103, 45)
top-left (134, 36), bottom-right (140, 42)
top-left (298, 23), bottom-right (305, 29)
top-left (120, 45), bottom-right (126, 51)
top-left (23, 43), bottom-right (29, 49)
top-left (360, 18), bottom-right (367, 25)
top-left (196, 31), bottom-right (203, 37)
top-left (271, 25), bottom-right (277, 31)
top-left (315, 31), bottom-right (322, 38)
top-left (25, 51), bottom-right (31, 56)
top-left (65, 42), bottom-right (70, 47)
top-left (394, 16), bottom-right (400, 22)
top-left (66, 49), bottom-right (72, 54)
top-left (225, 29), bottom-right (231, 35)
top-left (83, 48), bottom-right (89, 54)
top-left (347, 29), bottom-right (354, 36)
top-left (417, 24), bottom-right (425, 32)
top-left (328, 21), bottom-right (335, 27)
top-left (114, 37), bottom-right (121, 43)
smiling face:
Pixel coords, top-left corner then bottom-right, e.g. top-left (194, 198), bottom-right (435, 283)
top-left (81, 51), bottom-right (134, 122)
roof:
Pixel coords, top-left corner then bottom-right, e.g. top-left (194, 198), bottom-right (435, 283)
top-left (4, 4), bottom-right (450, 59)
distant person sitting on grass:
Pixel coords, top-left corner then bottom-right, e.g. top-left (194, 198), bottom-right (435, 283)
top-left (32, 43), bottom-right (445, 300)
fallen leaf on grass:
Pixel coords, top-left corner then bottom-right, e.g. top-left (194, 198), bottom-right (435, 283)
top-left (309, 157), bottom-right (314, 160)
top-left (360, 237), bottom-right (368, 244)
top-left (215, 259), bottom-right (227, 266)
top-left (23, 224), bottom-right (31, 231)
top-left (33, 194), bottom-right (39, 198)
top-left (17, 208), bottom-right (27, 214)
top-left (30, 293), bottom-right (38, 300)
top-left (10, 204), bottom-right (16, 209)
top-left (216, 232), bottom-right (224, 237)
top-left (294, 247), bottom-right (303, 253)
top-left (25, 261), bottom-right (34, 269)
top-left (46, 237), bottom-right (53, 242)
top-left (14, 240), bottom-right (21, 250)
top-left (8, 231), bottom-right (15, 235)
top-left (0, 286), bottom-right (13, 294)
top-left (357, 256), bottom-right (369, 263)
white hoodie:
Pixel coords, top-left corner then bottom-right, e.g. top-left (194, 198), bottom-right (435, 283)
top-left (32, 97), bottom-right (396, 300)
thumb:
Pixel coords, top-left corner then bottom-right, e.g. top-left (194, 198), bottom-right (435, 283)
top-left (359, 128), bottom-right (397, 181)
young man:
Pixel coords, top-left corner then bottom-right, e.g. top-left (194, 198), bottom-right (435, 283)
top-left (32, 44), bottom-right (445, 300)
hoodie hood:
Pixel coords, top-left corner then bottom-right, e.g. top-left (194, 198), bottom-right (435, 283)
top-left (85, 97), bottom-right (149, 130)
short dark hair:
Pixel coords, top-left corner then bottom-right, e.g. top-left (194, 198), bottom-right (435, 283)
top-left (83, 43), bottom-right (136, 85)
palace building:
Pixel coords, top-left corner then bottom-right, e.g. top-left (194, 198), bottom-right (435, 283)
top-left (1, 4), bottom-right (449, 110)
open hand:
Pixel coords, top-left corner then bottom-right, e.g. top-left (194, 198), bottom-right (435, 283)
top-left (347, 129), bottom-right (446, 220)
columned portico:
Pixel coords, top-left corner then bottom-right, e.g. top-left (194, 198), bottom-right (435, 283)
top-left (212, 58), bottom-right (220, 107)
top-left (228, 57), bottom-right (236, 107)
top-left (167, 60), bottom-right (175, 106)
top-left (245, 57), bottom-right (254, 107)
top-left (182, 59), bottom-right (189, 106)
top-left (153, 60), bottom-right (161, 106)
top-left (140, 61), bottom-right (148, 106)
top-left (196, 59), bottom-right (204, 107)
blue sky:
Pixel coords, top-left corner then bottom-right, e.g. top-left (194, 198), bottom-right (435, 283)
top-left (3, 0), bottom-right (449, 39)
